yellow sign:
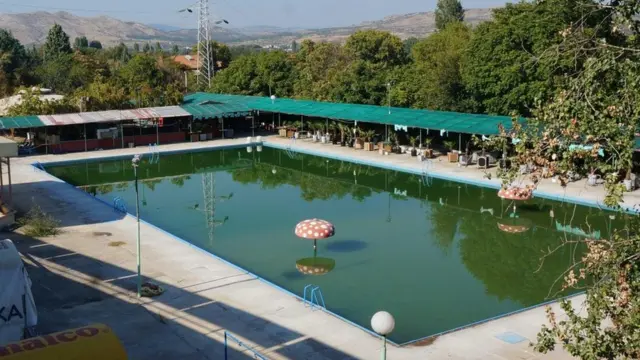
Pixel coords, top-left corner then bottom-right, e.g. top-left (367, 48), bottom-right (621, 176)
top-left (0, 324), bottom-right (127, 359)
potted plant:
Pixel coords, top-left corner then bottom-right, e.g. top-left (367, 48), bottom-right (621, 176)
top-left (331, 123), bottom-right (339, 145)
top-left (363, 130), bottom-right (376, 151)
top-left (346, 130), bottom-right (354, 148)
top-left (354, 127), bottom-right (364, 149)
top-left (444, 141), bottom-right (458, 162)
top-left (338, 123), bottom-right (347, 146)
top-left (623, 171), bottom-right (635, 191)
top-left (423, 138), bottom-right (433, 158)
top-left (409, 136), bottom-right (418, 156)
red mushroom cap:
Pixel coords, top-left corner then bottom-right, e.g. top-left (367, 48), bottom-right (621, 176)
top-left (295, 219), bottom-right (335, 239)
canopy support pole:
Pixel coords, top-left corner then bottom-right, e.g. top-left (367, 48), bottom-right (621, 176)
top-left (458, 133), bottom-right (462, 152)
top-left (385, 125), bottom-right (388, 142)
top-left (326, 118), bottom-right (328, 137)
top-left (189, 118), bottom-right (193, 142)
top-left (278, 113), bottom-right (281, 128)
top-left (121, 123), bottom-right (124, 149)
top-left (419, 129), bottom-right (422, 148)
top-left (84, 124), bottom-right (87, 152)
top-left (301, 115), bottom-right (304, 133)
top-left (7, 157), bottom-right (12, 207)
top-left (0, 159), bottom-right (4, 202)
top-left (45, 127), bottom-right (48, 154)
top-left (156, 120), bottom-right (159, 145)
top-left (252, 116), bottom-right (255, 138)
top-left (272, 113), bottom-right (275, 132)
top-left (222, 117), bottom-right (225, 139)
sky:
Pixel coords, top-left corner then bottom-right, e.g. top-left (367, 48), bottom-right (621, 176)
top-left (0, 0), bottom-right (508, 29)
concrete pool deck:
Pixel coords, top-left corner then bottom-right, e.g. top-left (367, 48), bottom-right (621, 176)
top-left (5, 137), bottom-right (597, 359)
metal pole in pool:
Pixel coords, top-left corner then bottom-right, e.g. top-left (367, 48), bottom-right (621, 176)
top-left (132, 154), bottom-right (142, 298)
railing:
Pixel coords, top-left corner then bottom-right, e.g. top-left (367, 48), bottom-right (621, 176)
top-left (421, 160), bottom-right (433, 186)
top-left (113, 197), bottom-right (127, 213)
top-left (303, 284), bottom-right (326, 310)
top-left (224, 331), bottom-right (268, 360)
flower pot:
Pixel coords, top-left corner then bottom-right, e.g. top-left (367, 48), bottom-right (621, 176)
top-left (410, 148), bottom-right (417, 157)
top-left (379, 147), bottom-right (384, 155)
top-left (355, 138), bottom-right (364, 149)
top-left (312, 134), bottom-right (318, 142)
top-left (623, 179), bottom-right (634, 191)
top-left (321, 136), bottom-right (327, 143)
top-left (332, 137), bottom-right (339, 145)
top-left (279, 129), bottom-right (287, 137)
top-left (384, 144), bottom-right (393, 153)
top-left (448, 151), bottom-right (459, 163)
top-left (478, 156), bottom-right (489, 169)
top-left (587, 174), bottom-right (601, 186)
top-left (417, 154), bottom-right (424, 162)
top-left (364, 142), bottom-right (374, 151)
top-left (340, 141), bottom-right (346, 147)
top-left (424, 149), bottom-right (433, 158)
top-left (287, 130), bottom-right (294, 138)
top-left (294, 132), bottom-right (299, 139)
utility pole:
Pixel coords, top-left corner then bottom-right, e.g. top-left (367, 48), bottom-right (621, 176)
top-left (197, 0), bottom-right (213, 87)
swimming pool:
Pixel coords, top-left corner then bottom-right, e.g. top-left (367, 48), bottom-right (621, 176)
top-left (44, 146), bottom-right (626, 344)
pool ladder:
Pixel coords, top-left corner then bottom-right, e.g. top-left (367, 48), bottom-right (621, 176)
top-left (113, 197), bottom-right (127, 213)
top-left (303, 284), bottom-right (326, 310)
top-left (420, 160), bottom-right (433, 186)
top-left (148, 143), bottom-right (160, 164)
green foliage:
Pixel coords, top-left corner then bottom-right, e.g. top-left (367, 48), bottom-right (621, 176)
top-left (294, 41), bottom-right (351, 101)
top-left (142, 43), bottom-right (151, 53)
top-left (18, 204), bottom-right (61, 237)
top-left (461, 0), bottom-right (612, 116)
top-left (402, 37), bottom-right (419, 59)
top-left (7, 88), bottom-right (76, 116)
top-left (435, 0), bottom-right (464, 31)
top-left (409, 22), bottom-right (472, 112)
top-left (172, 44), bottom-right (180, 55)
top-left (89, 40), bottom-right (102, 50)
top-left (74, 36), bottom-right (88, 50)
top-left (344, 30), bottom-right (406, 67)
top-left (0, 29), bottom-right (28, 97)
top-left (211, 50), bottom-right (294, 97)
top-left (43, 24), bottom-right (72, 59)
top-left (133, 43), bottom-right (140, 52)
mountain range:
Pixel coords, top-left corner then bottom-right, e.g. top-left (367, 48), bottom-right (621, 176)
top-left (0, 9), bottom-right (494, 48)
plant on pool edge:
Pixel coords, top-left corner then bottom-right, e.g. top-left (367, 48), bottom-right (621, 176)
top-left (18, 204), bottom-right (61, 237)
top-left (497, 2), bottom-right (640, 357)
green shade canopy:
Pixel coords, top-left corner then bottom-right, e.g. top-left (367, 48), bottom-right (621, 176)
top-left (183, 92), bottom-right (525, 136)
top-left (0, 116), bottom-right (46, 129)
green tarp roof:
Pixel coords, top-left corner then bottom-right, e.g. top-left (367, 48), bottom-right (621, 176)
top-left (0, 116), bottom-right (45, 129)
top-left (180, 101), bottom-right (251, 120)
top-left (183, 93), bottom-right (523, 136)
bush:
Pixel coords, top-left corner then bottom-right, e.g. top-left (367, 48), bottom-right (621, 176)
top-left (18, 205), bottom-right (61, 237)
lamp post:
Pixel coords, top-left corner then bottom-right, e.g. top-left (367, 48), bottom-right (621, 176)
top-left (371, 311), bottom-right (395, 360)
top-left (132, 154), bottom-right (142, 298)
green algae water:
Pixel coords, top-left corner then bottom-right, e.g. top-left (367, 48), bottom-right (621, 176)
top-left (46, 146), bottom-right (627, 343)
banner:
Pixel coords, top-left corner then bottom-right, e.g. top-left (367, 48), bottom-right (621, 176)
top-left (0, 324), bottom-right (127, 359)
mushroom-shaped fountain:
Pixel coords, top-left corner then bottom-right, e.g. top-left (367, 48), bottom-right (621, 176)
top-left (294, 218), bottom-right (335, 252)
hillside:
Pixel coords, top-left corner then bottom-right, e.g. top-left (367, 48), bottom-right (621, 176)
top-left (0, 9), bottom-right (495, 48)
top-left (0, 11), bottom-right (246, 46)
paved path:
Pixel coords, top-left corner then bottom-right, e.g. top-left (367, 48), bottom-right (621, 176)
top-left (5, 137), bottom-right (585, 359)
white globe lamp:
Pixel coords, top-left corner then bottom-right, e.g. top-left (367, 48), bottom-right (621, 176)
top-left (371, 311), bottom-right (394, 360)
top-left (270, 95), bottom-right (276, 104)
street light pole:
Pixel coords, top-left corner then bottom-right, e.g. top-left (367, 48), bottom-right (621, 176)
top-left (132, 154), bottom-right (142, 298)
top-left (371, 311), bottom-right (395, 360)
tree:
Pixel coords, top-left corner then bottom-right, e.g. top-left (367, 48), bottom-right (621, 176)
top-left (434, 0), bottom-right (464, 31)
top-left (74, 36), bottom-right (89, 49)
top-left (293, 41), bottom-right (352, 101)
top-left (344, 30), bottom-right (406, 67)
top-left (461, 0), bottom-right (612, 116)
top-left (142, 43), bottom-right (151, 53)
top-left (0, 29), bottom-right (27, 96)
top-left (43, 24), bottom-right (72, 60)
top-left (291, 40), bottom-right (298, 53)
top-left (408, 22), bottom-right (472, 112)
top-left (88, 40), bottom-right (102, 50)
top-left (155, 42), bottom-right (162, 53)
top-left (172, 44), bottom-right (180, 55)
top-left (73, 75), bottom-right (130, 111)
top-left (494, 0), bottom-right (640, 358)
top-left (402, 37), bottom-right (419, 59)
top-left (210, 51), bottom-right (294, 97)
top-left (118, 54), bottom-right (183, 106)
top-left (7, 88), bottom-right (76, 115)
top-left (133, 43), bottom-right (140, 52)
